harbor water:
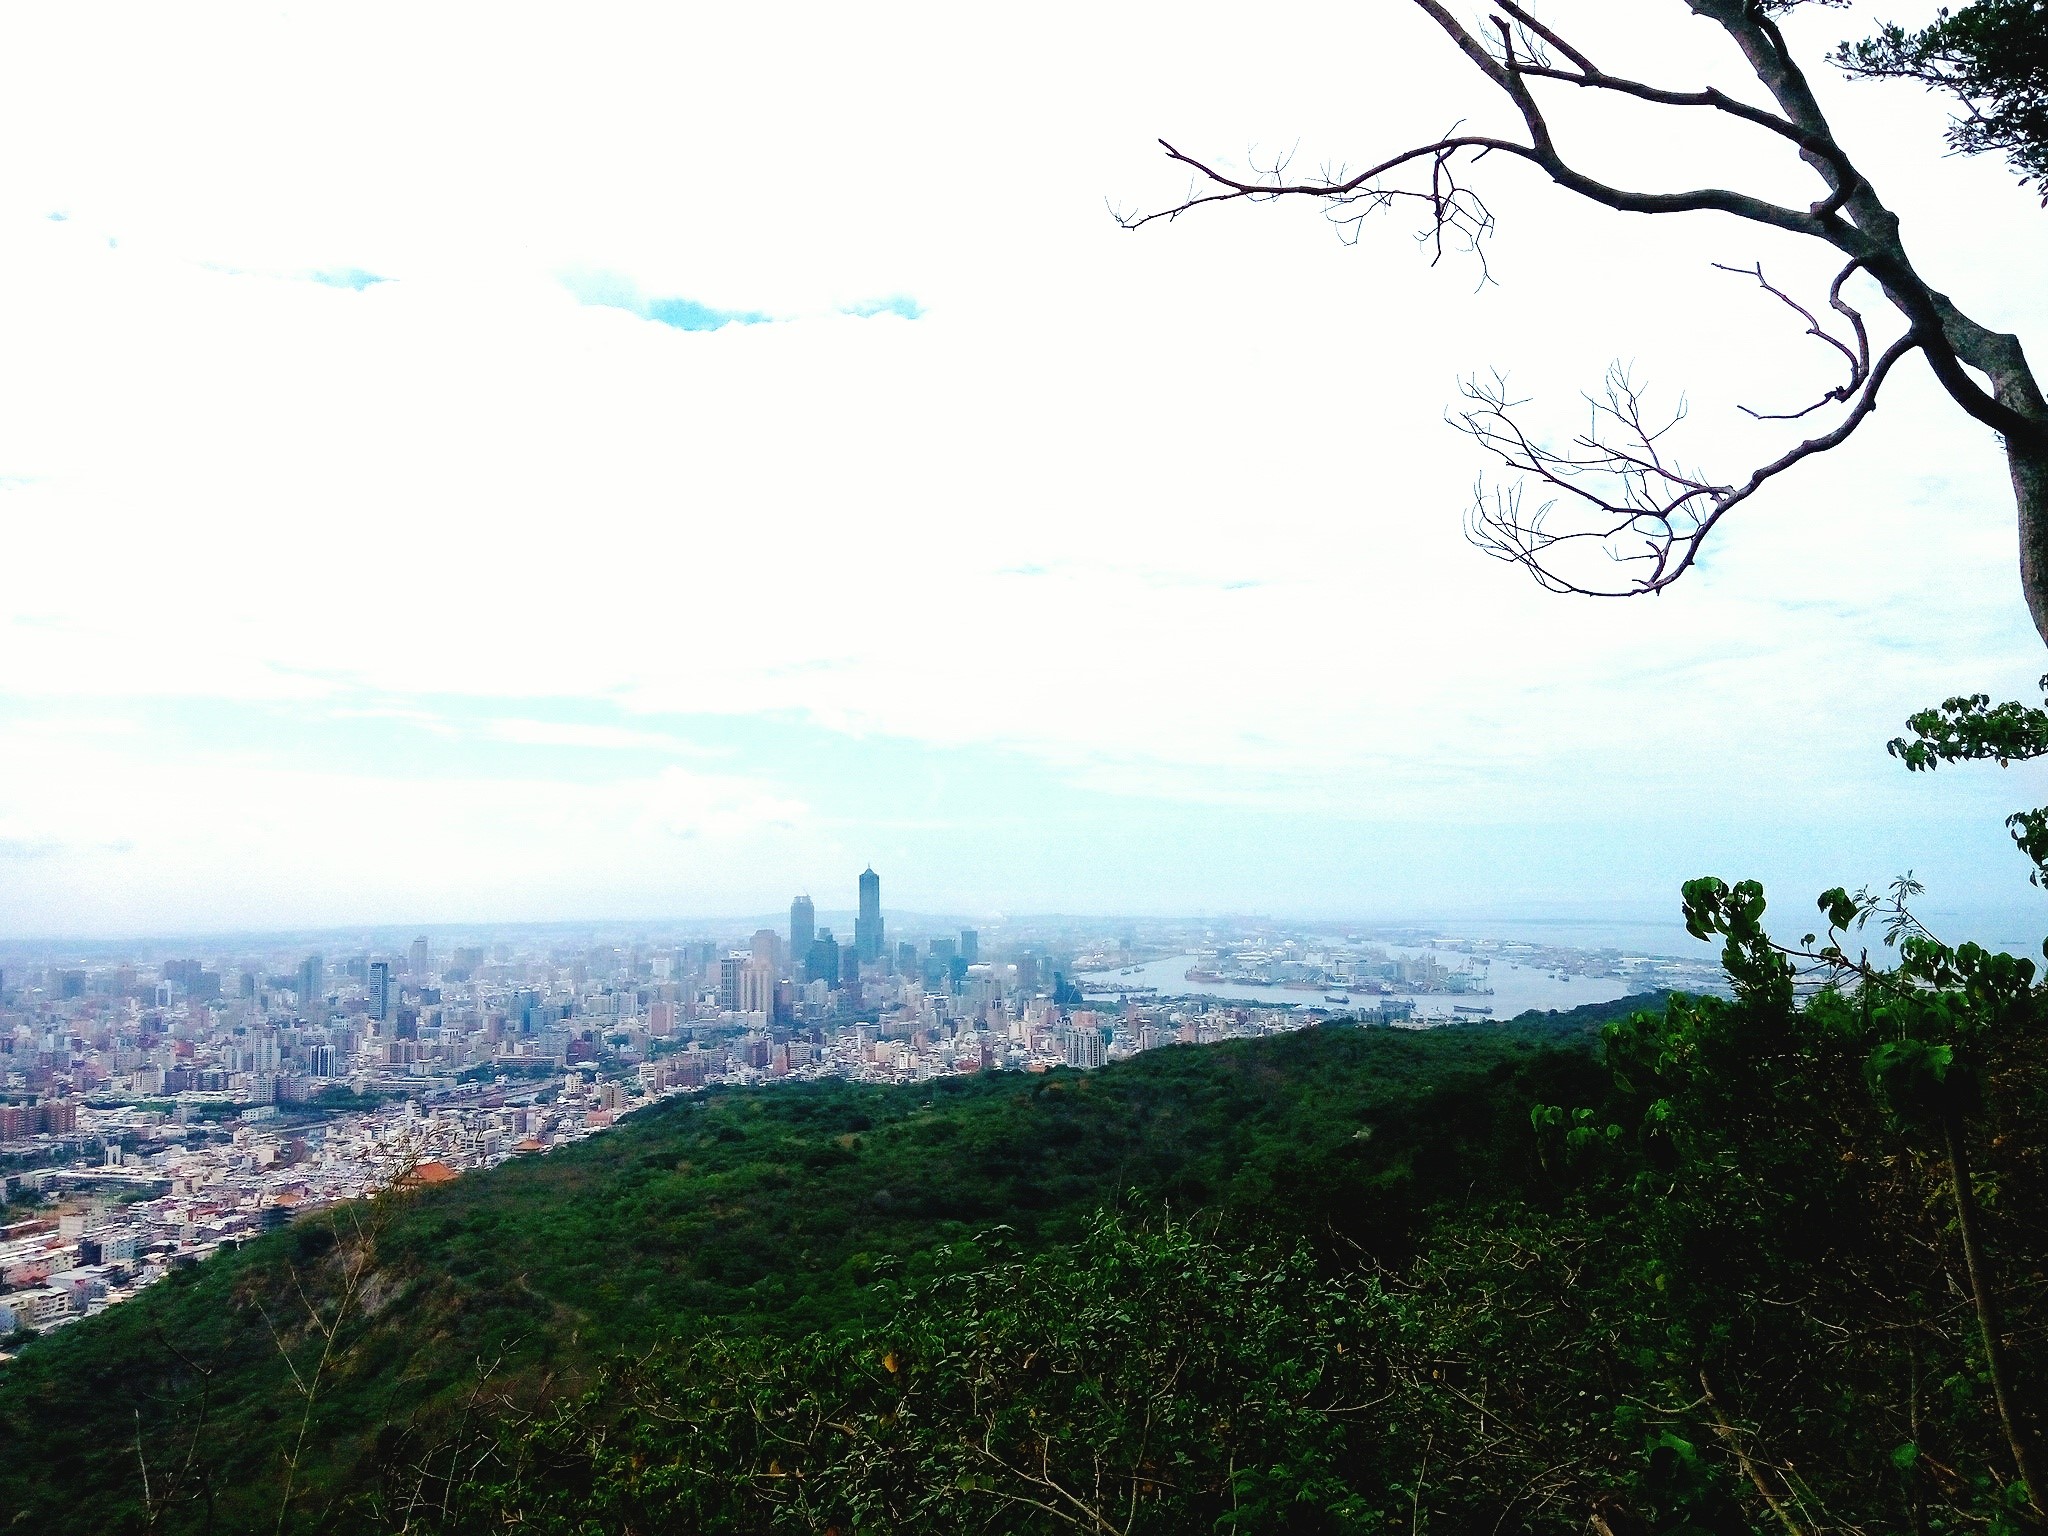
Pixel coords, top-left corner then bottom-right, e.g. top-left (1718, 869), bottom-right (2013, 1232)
top-left (1080, 949), bottom-right (1638, 1022)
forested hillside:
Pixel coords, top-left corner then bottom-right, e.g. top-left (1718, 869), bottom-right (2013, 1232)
top-left (0, 1003), bottom-right (1627, 1534)
top-left (396, 887), bottom-right (2048, 1536)
top-left (8, 938), bottom-right (2043, 1536)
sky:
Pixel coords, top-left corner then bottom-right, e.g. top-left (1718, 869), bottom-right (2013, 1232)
top-left (2, 0), bottom-right (2047, 940)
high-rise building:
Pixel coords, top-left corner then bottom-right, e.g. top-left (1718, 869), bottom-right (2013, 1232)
top-left (409, 936), bottom-right (431, 979)
top-left (739, 959), bottom-right (776, 1016)
top-left (719, 954), bottom-right (745, 1012)
top-left (896, 940), bottom-right (917, 976)
top-left (298, 953), bottom-right (325, 1010)
top-left (806, 930), bottom-right (840, 986)
top-left (368, 960), bottom-right (394, 1023)
top-left (959, 929), bottom-right (979, 964)
top-left (751, 928), bottom-right (782, 971)
top-left (789, 896), bottom-right (815, 962)
top-left (854, 867), bottom-right (883, 963)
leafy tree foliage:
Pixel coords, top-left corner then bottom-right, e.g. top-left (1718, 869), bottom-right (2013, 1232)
top-left (388, 1215), bottom-right (1397, 1535)
top-left (386, 884), bottom-right (2048, 1534)
top-left (1891, 675), bottom-right (2048, 884)
top-left (0, 1013), bottom-right (1618, 1535)
top-left (1840, 0), bottom-right (2048, 201)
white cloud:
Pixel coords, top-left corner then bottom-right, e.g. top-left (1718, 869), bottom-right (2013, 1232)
top-left (478, 720), bottom-right (723, 756)
top-left (0, 0), bottom-right (2043, 928)
top-left (0, 728), bottom-right (813, 932)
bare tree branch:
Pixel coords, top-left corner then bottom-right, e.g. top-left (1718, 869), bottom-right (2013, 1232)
top-left (1461, 328), bottom-right (1920, 597)
top-left (1711, 260), bottom-right (1867, 419)
top-left (1120, 0), bottom-right (2048, 642)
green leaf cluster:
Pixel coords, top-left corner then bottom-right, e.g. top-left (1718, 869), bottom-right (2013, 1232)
top-left (1839, 0), bottom-right (2048, 199)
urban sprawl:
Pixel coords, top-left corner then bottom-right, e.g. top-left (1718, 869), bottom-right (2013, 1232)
top-left (0, 869), bottom-right (1721, 1347)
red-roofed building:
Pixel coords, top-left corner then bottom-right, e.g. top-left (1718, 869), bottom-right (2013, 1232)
top-left (398, 1161), bottom-right (461, 1187)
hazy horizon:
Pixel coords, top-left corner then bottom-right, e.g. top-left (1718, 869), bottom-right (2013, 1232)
top-left (12, 893), bottom-right (2048, 969)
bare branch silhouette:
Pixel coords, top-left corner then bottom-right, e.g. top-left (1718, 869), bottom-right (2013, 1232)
top-left (1458, 324), bottom-right (1919, 597)
top-left (1121, 0), bottom-right (2048, 640)
top-left (268, 1137), bottom-right (422, 1535)
top-left (137, 1323), bottom-right (219, 1533)
top-left (1712, 259), bottom-right (1869, 421)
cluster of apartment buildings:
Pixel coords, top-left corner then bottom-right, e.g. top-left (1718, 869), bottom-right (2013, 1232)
top-left (0, 974), bottom-right (1309, 1345)
top-left (2, 876), bottom-right (1468, 1347)
top-left (0, 1069), bottom-right (647, 1342)
top-left (28, 884), bottom-right (1728, 1351)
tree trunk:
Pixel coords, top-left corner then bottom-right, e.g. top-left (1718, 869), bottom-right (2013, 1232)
top-left (2011, 437), bottom-right (2048, 652)
top-left (1692, 2), bottom-right (2048, 651)
top-left (1844, 239), bottom-right (2048, 656)
top-left (1935, 302), bottom-right (2048, 650)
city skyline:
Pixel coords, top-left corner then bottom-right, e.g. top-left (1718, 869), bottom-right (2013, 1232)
top-left (0, 873), bottom-right (1720, 1347)
top-left (0, 846), bottom-right (1725, 1352)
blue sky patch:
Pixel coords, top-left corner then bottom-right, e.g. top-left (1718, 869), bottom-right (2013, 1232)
top-left (842, 294), bottom-right (923, 320)
top-left (309, 267), bottom-right (390, 290)
top-left (561, 271), bottom-right (922, 331)
top-left (645, 295), bottom-right (771, 331)
top-left (561, 269), bottom-right (772, 331)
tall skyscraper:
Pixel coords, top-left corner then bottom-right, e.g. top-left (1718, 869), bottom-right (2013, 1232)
top-left (409, 936), bottom-right (431, 979)
top-left (297, 954), bottom-right (323, 1011)
top-left (789, 895), bottom-right (815, 961)
top-left (959, 928), bottom-right (979, 964)
top-left (855, 867), bottom-right (883, 963)
top-left (719, 954), bottom-right (745, 1012)
top-left (751, 928), bottom-right (782, 971)
top-left (368, 959), bottom-right (394, 1023)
